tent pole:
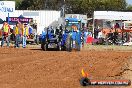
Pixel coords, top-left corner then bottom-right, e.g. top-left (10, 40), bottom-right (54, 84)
top-left (92, 12), bottom-right (95, 37)
top-left (121, 18), bottom-right (124, 45)
top-left (8, 13), bottom-right (9, 24)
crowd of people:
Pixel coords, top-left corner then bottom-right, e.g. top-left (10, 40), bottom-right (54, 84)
top-left (0, 22), bottom-right (30, 48)
top-left (92, 23), bottom-right (131, 45)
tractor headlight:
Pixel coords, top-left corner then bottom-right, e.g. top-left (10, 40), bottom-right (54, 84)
top-left (66, 19), bottom-right (69, 22)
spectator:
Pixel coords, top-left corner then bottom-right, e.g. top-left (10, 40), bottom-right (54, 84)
top-left (114, 23), bottom-right (120, 29)
top-left (94, 28), bottom-right (99, 39)
top-left (14, 22), bottom-right (21, 48)
top-left (22, 23), bottom-right (29, 48)
top-left (1, 22), bottom-right (11, 47)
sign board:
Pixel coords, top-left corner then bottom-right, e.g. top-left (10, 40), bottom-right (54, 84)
top-left (0, 1), bottom-right (15, 13)
top-left (6, 17), bottom-right (33, 23)
top-left (23, 12), bottom-right (39, 16)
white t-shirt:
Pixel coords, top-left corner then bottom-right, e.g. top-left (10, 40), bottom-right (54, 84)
top-left (98, 32), bottom-right (103, 38)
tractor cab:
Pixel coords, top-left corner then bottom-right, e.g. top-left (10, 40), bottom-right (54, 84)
top-left (65, 18), bottom-right (81, 32)
top-left (62, 17), bottom-right (82, 51)
top-left (65, 18), bottom-right (81, 40)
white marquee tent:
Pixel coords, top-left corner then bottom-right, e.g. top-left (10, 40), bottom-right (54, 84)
top-left (93, 11), bottom-right (132, 34)
top-left (94, 11), bottom-right (132, 20)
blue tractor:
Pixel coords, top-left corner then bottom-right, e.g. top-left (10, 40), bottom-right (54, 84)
top-left (41, 17), bottom-right (82, 51)
top-left (41, 27), bottom-right (62, 51)
top-left (61, 17), bottom-right (82, 51)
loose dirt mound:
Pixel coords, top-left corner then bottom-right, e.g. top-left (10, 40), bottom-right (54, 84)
top-left (0, 47), bottom-right (131, 88)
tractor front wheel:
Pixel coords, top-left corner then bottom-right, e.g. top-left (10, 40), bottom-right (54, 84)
top-left (41, 43), bottom-right (48, 51)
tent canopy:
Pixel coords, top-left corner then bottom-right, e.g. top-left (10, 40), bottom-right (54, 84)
top-left (94, 11), bottom-right (132, 20)
top-left (0, 18), bottom-right (4, 24)
top-left (18, 15), bottom-right (25, 18)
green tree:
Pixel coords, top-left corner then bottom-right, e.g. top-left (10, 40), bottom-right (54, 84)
top-left (64, 0), bottom-right (82, 14)
top-left (14, 0), bottom-right (128, 14)
top-left (18, 0), bottom-right (62, 10)
top-left (18, 0), bottom-right (44, 10)
top-left (45, 0), bottom-right (62, 10)
top-left (80, 0), bottom-right (127, 16)
top-left (126, 5), bottom-right (132, 11)
top-left (109, 0), bottom-right (127, 10)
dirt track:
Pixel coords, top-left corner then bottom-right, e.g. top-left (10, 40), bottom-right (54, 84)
top-left (0, 45), bottom-right (132, 88)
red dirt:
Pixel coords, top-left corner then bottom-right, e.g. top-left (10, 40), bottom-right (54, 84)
top-left (0, 47), bottom-right (131, 88)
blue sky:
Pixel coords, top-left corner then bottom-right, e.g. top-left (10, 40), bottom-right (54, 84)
top-left (126, 0), bottom-right (132, 5)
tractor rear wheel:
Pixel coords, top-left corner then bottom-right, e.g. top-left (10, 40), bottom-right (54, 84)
top-left (66, 35), bottom-right (72, 52)
top-left (76, 41), bottom-right (80, 51)
top-left (41, 42), bottom-right (44, 50)
top-left (44, 44), bottom-right (48, 51)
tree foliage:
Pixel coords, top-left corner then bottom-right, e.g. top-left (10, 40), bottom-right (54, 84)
top-left (17, 0), bottom-right (62, 10)
top-left (126, 5), bottom-right (132, 11)
top-left (18, 0), bottom-right (44, 10)
top-left (64, 0), bottom-right (127, 16)
top-left (1, 0), bottom-right (132, 14)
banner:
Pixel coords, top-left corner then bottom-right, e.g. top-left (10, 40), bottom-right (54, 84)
top-left (0, 1), bottom-right (15, 13)
top-left (6, 17), bottom-right (33, 23)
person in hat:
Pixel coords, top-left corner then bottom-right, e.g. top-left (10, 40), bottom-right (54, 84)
top-left (1, 22), bottom-right (11, 47)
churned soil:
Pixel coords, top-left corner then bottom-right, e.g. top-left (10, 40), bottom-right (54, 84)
top-left (0, 45), bottom-right (132, 88)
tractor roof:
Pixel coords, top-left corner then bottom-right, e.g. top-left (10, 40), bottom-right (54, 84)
top-left (65, 17), bottom-right (81, 22)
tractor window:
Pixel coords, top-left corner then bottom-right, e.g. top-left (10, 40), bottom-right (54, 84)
top-left (71, 25), bottom-right (78, 31)
top-left (65, 23), bottom-right (79, 32)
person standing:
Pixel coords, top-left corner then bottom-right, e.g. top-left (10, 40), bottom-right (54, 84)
top-left (22, 24), bottom-right (29, 48)
top-left (14, 22), bottom-right (21, 48)
top-left (1, 22), bottom-right (11, 47)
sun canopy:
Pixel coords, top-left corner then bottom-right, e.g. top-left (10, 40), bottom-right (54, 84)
top-left (94, 11), bottom-right (132, 20)
top-left (0, 18), bottom-right (4, 24)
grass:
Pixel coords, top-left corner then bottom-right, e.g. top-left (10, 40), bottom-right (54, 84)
top-left (84, 44), bottom-right (132, 51)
